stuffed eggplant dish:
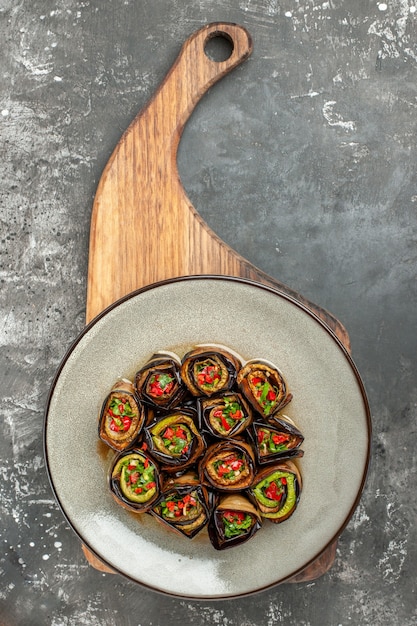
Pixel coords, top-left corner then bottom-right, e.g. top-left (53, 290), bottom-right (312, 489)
top-left (251, 417), bottom-right (304, 464)
top-left (144, 408), bottom-right (206, 472)
top-left (109, 448), bottom-right (160, 512)
top-left (98, 344), bottom-right (304, 550)
top-left (180, 346), bottom-right (241, 397)
top-left (152, 474), bottom-right (210, 539)
top-left (249, 460), bottom-right (302, 523)
top-left (208, 493), bottom-right (262, 550)
top-left (99, 380), bottom-right (145, 451)
top-left (135, 351), bottom-right (185, 410)
top-left (237, 360), bottom-right (292, 418)
top-left (198, 392), bottom-right (252, 439)
top-left (199, 440), bottom-right (256, 491)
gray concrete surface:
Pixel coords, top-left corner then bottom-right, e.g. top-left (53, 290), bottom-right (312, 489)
top-left (1, 0), bottom-right (416, 624)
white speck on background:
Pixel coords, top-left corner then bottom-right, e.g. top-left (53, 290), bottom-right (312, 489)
top-left (322, 101), bottom-right (356, 132)
top-left (368, 0), bottom-right (415, 60)
top-left (20, 57), bottom-right (52, 76)
top-left (53, 76), bottom-right (62, 82)
top-left (42, 554), bottom-right (50, 560)
top-left (378, 537), bottom-right (408, 581)
top-left (290, 87), bottom-right (321, 100)
top-left (351, 502), bottom-right (370, 529)
top-left (1, 109), bottom-right (9, 116)
top-left (285, 11), bottom-right (292, 17)
top-left (50, 595), bottom-right (117, 626)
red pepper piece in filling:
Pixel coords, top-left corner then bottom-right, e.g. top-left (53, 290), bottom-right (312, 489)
top-left (163, 427), bottom-right (174, 440)
top-left (220, 415), bottom-right (232, 431)
top-left (258, 429), bottom-right (266, 443)
top-left (272, 433), bottom-right (290, 446)
top-left (265, 481), bottom-right (283, 501)
top-left (223, 510), bottom-right (245, 524)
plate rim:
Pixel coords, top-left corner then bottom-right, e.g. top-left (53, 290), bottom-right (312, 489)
top-left (43, 274), bottom-right (372, 598)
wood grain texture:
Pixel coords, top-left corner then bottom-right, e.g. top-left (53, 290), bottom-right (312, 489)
top-left (85, 22), bottom-right (346, 584)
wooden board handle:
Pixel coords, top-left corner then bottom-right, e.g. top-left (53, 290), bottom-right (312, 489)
top-left (154, 22), bottom-right (253, 132)
top-left (86, 23), bottom-right (253, 322)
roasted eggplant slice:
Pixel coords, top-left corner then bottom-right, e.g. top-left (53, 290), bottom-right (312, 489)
top-left (237, 359), bottom-right (292, 418)
top-left (99, 379), bottom-right (145, 451)
top-left (180, 346), bottom-right (241, 397)
top-left (198, 392), bottom-right (252, 439)
top-left (249, 460), bottom-right (302, 523)
top-left (144, 408), bottom-right (205, 472)
top-left (199, 440), bottom-right (256, 491)
top-left (250, 417), bottom-right (304, 464)
top-left (109, 448), bottom-right (160, 512)
top-left (135, 352), bottom-right (186, 409)
top-left (152, 473), bottom-right (210, 538)
top-left (208, 493), bottom-right (262, 550)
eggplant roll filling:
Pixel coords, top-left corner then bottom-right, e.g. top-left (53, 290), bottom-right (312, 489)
top-left (195, 358), bottom-right (227, 392)
top-left (201, 441), bottom-right (255, 491)
top-left (200, 393), bottom-right (251, 438)
top-left (252, 470), bottom-right (300, 522)
top-left (218, 509), bottom-right (256, 539)
top-left (147, 371), bottom-right (176, 398)
top-left (110, 451), bottom-right (158, 507)
top-left (256, 426), bottom-right (302, 457)
top-left (153, 422), bottom-right (193, 457)
top-left (208, 452), bottom-right (250, 486)
top-left (208, 493), bottom-right (262, 549)
top-left (160, 491), bottom-right (205, 525)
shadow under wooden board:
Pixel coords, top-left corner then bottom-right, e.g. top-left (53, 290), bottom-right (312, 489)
top-left (84, 22), bottom-right (349, 583)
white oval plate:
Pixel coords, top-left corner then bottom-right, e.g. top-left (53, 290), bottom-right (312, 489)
top-left (44, 276), bottom-right (371, 599)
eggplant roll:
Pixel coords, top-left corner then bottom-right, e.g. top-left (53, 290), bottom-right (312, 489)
top-left (109, 448), bottom-right (160, 512)
top-left (208, 493), bottom-right (262, 550)
top-left (249, 460), bottom-right (302, 523)
top-left (144, 409), bottom-right (205, 471)
top-left (135, 352), bottom-right (185, 409)
top-left (237, 359), bottom-right (292, 418)
top-left (152, 472), bottom-right (210, 538)
top-left (199, 440), bottom-right (256, 491)
top-left (198, 392), bottom-right (252, 439)
top-left (99, 379), bottom-right (145, 451)
top-left (251, 417), bottom-right (304, 464)
top-left (180, 346), bottom-right (241, 397)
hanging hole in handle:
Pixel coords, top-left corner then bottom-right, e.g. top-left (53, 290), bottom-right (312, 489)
top-left (204, 32), bottom-right (234, 62)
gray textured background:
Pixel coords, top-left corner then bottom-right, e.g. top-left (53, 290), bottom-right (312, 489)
top-left (1, 0), bottom-right (416, 624)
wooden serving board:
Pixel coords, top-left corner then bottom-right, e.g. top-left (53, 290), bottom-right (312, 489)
top-left (84, 22), bottom-right (347, 583)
